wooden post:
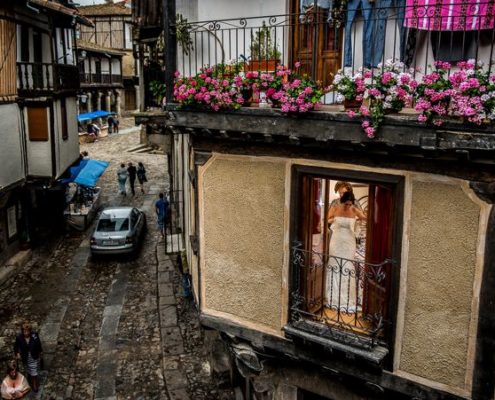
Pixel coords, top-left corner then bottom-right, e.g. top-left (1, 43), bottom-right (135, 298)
top-left (163, 0), bottom-right (176, 107)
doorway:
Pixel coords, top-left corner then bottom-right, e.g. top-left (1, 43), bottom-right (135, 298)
top-left (290, 0), bottom-right (342, 86)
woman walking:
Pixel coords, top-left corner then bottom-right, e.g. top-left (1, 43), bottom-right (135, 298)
top-left (117, 163), bottom-right (128, 196)
top-left (137, 162), bottom-right (148, 194)
top-left (14, 321), bottom-right (42, 393)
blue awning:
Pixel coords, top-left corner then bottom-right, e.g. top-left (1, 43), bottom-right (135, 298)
top-left (78, 110), bottom-right (115, 122)
top-left (73, 160), bottom-right (109, 187)
top-left (59, 159), bottom-right (89, 184)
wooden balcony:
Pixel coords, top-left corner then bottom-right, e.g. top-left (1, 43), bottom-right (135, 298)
top-left (17, 62), bottom-right (80, 96)
top-left (79, 72), bottom-right (124, 86)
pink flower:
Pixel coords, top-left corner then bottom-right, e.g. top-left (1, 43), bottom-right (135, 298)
top-left (347, 110), bottom-right (356, 118)
top-left (365, 127), bottom-right (375, 138)
top-left (359, 105), bottom-right (370, 116)
top-left (295, 61), bottom-right (301, 68)
top-left (361, 120), bottom-right (370, 128)
top-left (417, 114), bottom-right (427, 123)
top-left (174, 71), bottom-right (181, 78)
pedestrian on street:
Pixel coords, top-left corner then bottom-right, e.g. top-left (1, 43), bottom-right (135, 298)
top-left (14, 321), bottom-right (43, 394)
top-left (1, 360), bottom-right (30, 400)
top-left (155, 192), bottom-right (169, 237)
top-left (127, 162), bottom-right (137, 196)
top-left (113, 115), bottom-right (120, 133)
top-left (107, 115), bottom-right (114, 134)
top-left (117, 163), bottom-right (128, 196)
top-left (137, 162), bottom-right (148, 194)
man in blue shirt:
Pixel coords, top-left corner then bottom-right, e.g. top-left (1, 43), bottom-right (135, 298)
top-left (155, 192), bottom-right (169, 237)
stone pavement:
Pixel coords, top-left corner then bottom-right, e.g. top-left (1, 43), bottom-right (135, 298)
top-left (0, 130), bottom-right (234, 399)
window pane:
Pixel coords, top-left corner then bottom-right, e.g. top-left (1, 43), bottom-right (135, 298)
top-left (97, 218), bottom-right (130, 232)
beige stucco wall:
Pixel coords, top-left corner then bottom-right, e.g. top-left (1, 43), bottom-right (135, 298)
top-left (200, 156), bottom-right (286, 333)
top-left (122, 52), bottom-right (135, 77)
top-left (400, 181), bottom-right (480, 390)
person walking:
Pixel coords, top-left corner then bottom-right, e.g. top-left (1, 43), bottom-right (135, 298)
top-left (137, 162), bottom-right (148, 194)
top-left (117, 163), bottom-right (128, 196)
top-left (1, 360), bottom-right (30, 400)
top-left (155, 192), bottom-right (169, 238)
top-left (14, 321), bottom-right (42, 393)
top-left (113, 115), bottom-right (120, 133)
top-left (127, 162), bottom-right (137, 196)
top-left (107, 115), bottom-right (114, 134)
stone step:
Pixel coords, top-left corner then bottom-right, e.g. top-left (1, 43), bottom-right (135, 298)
top-left (127, 144), bottom-right (149, 153)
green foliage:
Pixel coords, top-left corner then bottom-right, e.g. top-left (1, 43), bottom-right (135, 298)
top-left (249, 22), bottom-right (281, 61)
top-left (150, 80), bottom-right (166, 103)
top-left (176, 14), bottom-right (194, 56)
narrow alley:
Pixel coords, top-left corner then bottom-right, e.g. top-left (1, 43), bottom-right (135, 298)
top-left (0, 125), bottom-right (234, 400)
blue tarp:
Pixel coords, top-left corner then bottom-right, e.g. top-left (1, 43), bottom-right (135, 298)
top-left (78, 110), bottom-right (115, 122)
top-left (60, 159), bottom-right (89, 184)
top-left (73, 159), bottom-right (109, 187)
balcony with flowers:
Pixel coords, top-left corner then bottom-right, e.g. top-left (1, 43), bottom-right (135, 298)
top-left (135, 3), bottom-right (495, 161)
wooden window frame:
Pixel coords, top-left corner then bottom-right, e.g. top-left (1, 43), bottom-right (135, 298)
top-left (27, 105), bottom-right (49, 142)
top-left (289, 165), bottom-right (405, 367)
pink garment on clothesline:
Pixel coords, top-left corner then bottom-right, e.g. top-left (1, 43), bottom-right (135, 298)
top-left (404, 0), bottom-right (495, 30)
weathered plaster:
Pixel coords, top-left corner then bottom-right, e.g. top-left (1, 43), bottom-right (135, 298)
top-left (199, 156), bottom-right (286, 333)
top-left (400, 181), bottom-right (480, 390)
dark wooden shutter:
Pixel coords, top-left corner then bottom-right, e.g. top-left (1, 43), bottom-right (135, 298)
top-left (299, 176), bottom-right (324, 314)
top-left (291, 0), bottom-right (342, 87)
top-left (27, 106), bottom-right (49, 141)
top-left (363, 184), bottom-right (394, 323)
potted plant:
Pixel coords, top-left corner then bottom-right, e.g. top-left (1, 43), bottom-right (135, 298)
top-left (414, 61), bottom-right (453, 126)
top-left (149, 80), bottom-right (166, 107)
top-left (173, 68), bottom-right (244, 111)
top-left (247, 22), bottom-right (281, 72)
top-left (331, 70), bottom-right (366, 109)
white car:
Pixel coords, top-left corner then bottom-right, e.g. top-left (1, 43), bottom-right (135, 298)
top-left (90, 207), bottom-right (146, 256)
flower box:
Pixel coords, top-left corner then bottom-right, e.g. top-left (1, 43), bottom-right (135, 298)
top-left (343, 99), bottom-right (362, 110)
top-left (246, 59), bottom-right (280, 72)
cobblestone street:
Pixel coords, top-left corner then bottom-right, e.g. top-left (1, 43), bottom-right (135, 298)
top-left (0, 124), bottom-right (234, 400)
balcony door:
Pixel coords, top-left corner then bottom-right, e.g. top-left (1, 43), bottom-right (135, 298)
top-left (32, 30), bottom-right (43, 89)
top-left (291, 0), bottom-right (342, 87)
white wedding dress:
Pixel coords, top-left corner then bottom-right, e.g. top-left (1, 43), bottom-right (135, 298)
top-left (326, 216), bottom-right (358, 313)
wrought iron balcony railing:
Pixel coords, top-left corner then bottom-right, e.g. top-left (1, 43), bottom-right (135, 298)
top-left (290, 245), bottom-right (394, 349)
top-left (170, 5), bottom-right (495, 100)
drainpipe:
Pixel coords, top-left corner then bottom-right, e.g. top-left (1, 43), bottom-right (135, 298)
top-left (163, 0), bottom-right (177, 108)
top-left (25, 1), bottom-right (40, 14)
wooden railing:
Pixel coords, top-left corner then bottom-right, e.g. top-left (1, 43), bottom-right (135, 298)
top-left (17, 62), bottom-right (80, 94)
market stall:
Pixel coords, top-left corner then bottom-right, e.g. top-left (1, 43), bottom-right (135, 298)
top-left (63, 159), bottom-right (109, 231)
top-left (77, 110), bottom-right (116, 144)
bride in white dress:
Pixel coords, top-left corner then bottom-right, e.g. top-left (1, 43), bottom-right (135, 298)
top-left (326, 191), bottom-right (367, 313)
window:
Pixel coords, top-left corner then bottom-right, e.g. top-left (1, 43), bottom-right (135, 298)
top-left (27, 106), bottom-right (49, 141)
top-left (289, 167), bottom-right (403, 352)
top-left (60, 98), bottom-right (68, 141)
top-left (97, 218), bottom-right (129, 232)
top-left (124, 23), bottom-right (133, 49)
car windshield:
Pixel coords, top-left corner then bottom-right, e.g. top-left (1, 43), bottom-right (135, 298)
top-left (97, 217), bottom-right (129, 232)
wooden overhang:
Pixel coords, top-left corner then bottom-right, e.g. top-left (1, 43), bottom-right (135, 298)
top-left (28, 0), bottom-right (94, 27)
